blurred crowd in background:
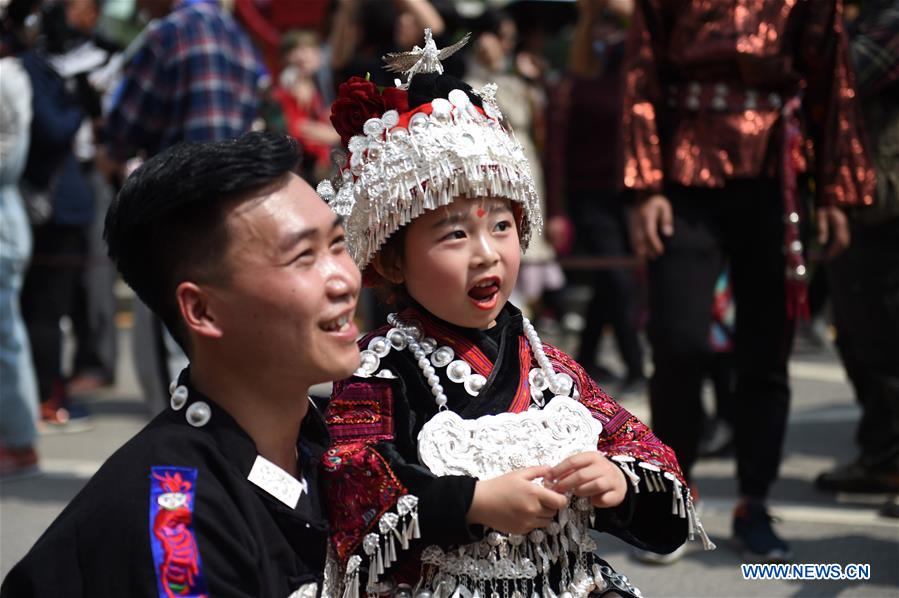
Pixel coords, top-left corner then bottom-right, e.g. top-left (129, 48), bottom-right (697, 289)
top-left (1, 0), bottom-right (897, 539)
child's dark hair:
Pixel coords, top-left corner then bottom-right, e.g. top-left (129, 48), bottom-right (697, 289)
top-left (365, 226), bottom-right (411, 307)
top-left (105, 132), bottom-right (300, 352)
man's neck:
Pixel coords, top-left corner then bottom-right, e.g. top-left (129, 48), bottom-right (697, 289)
top-left (189, 355), bottom-right (310, 477)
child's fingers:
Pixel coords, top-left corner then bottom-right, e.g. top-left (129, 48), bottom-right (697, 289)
top-left (519, 464), bottom-right (554, 481)
top-left (552, 463), bottom-right (605, 493)
top-left (549, 451), bottom-right (602, 480)
top-left (535, 486), bottom-right (570, 511)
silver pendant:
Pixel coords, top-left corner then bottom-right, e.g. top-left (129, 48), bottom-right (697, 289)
top-left (185, 401), bottom-right (211, 427)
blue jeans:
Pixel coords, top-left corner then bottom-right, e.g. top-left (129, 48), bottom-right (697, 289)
top-left (0, 187), bottom-right (39, 448)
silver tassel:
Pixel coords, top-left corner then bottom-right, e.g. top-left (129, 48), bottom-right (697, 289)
top-left (342, 556), bottom-right (362, 598)
top-left (610, 455), bottom-right (640, 493)
top-left (687, 497), bottom-right (716, 550)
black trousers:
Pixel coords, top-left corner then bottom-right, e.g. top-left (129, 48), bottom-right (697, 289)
top-left (829, 215), bottom-right (899, 469)
top-left (647, 179), bottom-right (794, 499)
top-left (570, 192), bottom-right (644, 379)
top-left (21, 224), bottom-right (88, 402)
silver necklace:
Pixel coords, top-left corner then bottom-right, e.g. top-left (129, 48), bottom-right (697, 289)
top-left (381, 313), bottom-right (575, 410)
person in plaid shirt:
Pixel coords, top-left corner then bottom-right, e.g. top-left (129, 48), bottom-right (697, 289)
top-left (105, 0), bottom-right (265, 415)
top-left (106, 0), bottom-right (263, 159)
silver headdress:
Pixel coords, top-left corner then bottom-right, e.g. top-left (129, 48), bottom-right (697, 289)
top-left (316, 30), bottom-right (543, 271)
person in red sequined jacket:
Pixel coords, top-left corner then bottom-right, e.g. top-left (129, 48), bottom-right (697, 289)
top-left (620, 0), bottom-right (875, 563)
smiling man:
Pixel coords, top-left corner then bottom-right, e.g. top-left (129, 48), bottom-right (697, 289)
top-left (1, 132), bottom-right (361, 597)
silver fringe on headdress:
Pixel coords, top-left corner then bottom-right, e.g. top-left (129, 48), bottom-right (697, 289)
top-left (316, 29), bottom-right (543, 271)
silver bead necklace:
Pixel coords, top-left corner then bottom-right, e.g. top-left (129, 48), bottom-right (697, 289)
top-left (386, 313), bottom-right (573, 410)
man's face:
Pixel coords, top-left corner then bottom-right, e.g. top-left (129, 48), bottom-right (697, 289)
top-left (209, 174), bottom-right (361, 387)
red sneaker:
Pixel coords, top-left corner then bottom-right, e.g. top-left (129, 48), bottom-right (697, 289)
top-left (40, 387), bottom-right (93, 434)
top-left (0, 446), bottom-right (40, 481)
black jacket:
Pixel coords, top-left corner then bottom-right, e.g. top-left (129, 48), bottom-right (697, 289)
top-left (1, 374), bottom-right (330, 597)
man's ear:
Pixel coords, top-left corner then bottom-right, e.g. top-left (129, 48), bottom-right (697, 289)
top-left (176, 282), bottom-right (223, 340)
top-left (371, 251), bottom-right (405, 285)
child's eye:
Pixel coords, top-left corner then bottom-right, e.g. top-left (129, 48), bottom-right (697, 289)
top-left (442, 230), bottom-right (467, 241)
top-left (494, 220), bottom-right (512, 232)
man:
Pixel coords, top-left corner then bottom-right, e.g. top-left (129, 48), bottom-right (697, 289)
top-left (816, 0), bottom-right (899, 515)
top-left (621, 0), bottom-right (874, 562)
top-left (1, 132), bottom-right (362, 596)
top-left (103, 0), bottom-right (263, 414)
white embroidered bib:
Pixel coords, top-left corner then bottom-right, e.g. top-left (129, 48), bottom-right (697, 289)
top-left (417, 396), bottom-right (603, 479)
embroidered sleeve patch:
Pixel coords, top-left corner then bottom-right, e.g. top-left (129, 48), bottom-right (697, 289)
top-left (149, 466), bottom-right (208, 598)
top-left (326, 381), bottom-right (395, 443)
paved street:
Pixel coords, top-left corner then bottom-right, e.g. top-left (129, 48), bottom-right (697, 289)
top-left (2, 322), bottom-right (897, 596)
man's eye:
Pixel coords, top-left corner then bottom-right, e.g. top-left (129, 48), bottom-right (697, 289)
top-left (293, 249), bottom-right (315, 264)
top-left (331, 235), bottom-right (347, 248)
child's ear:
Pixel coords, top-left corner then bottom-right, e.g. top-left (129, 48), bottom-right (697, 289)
top-left (372, 252), bottom-right (405, 284)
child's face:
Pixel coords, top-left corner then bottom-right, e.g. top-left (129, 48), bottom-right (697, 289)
top-left (286, 43), bottom-right (322, 77)
top-left (399, 197), bottom-right (521, 329)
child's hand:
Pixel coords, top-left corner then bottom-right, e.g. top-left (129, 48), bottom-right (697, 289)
top-left (549, 452), bottom-right (627, 509)
top-left (467, 466), bottom-right (569, 534)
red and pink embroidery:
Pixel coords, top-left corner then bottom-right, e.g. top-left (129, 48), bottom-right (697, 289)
top-left (149, 467), bottom-right (207, 598)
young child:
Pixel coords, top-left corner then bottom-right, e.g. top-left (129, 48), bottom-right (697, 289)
top-left (317, 30), bottom-right (713, 598)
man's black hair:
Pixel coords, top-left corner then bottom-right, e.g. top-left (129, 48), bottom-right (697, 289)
top-left (105, 132), bottom-right (300, 352)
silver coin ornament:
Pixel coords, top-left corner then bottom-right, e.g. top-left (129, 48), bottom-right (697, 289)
top-left (170, 385), bottom-right (189, 411)
top-left (528, 368), bottom-right (549, 392)
top-left (186, 401), bottom-right (211, 427)
top-left (419, 337), bottom-right (437, 355)
top-left (430, 346), bottom-right (454, 368)
top-left (446, 360), bottom-right (472, 383)
top-left (552, 372), bottom-right (574, 397)
top-left (464, 374), bottom-right (487, 396)
top-left (368, 336), bottom-right (391, 357)
top-left (387, 328), bottom-right (408, 351)
top-left (358, 350), bottom-right (381, 375)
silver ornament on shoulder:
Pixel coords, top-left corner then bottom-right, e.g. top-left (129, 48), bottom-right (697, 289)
top-left (185, 401), bottom-right (211, 427)
top-left (170, 385), bottom-right (189, 411)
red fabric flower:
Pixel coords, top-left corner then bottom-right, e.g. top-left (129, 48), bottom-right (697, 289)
top-left (381, 87), bottom-right (409, 114)
top-left (330, 76), bottom-right (386, 145)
